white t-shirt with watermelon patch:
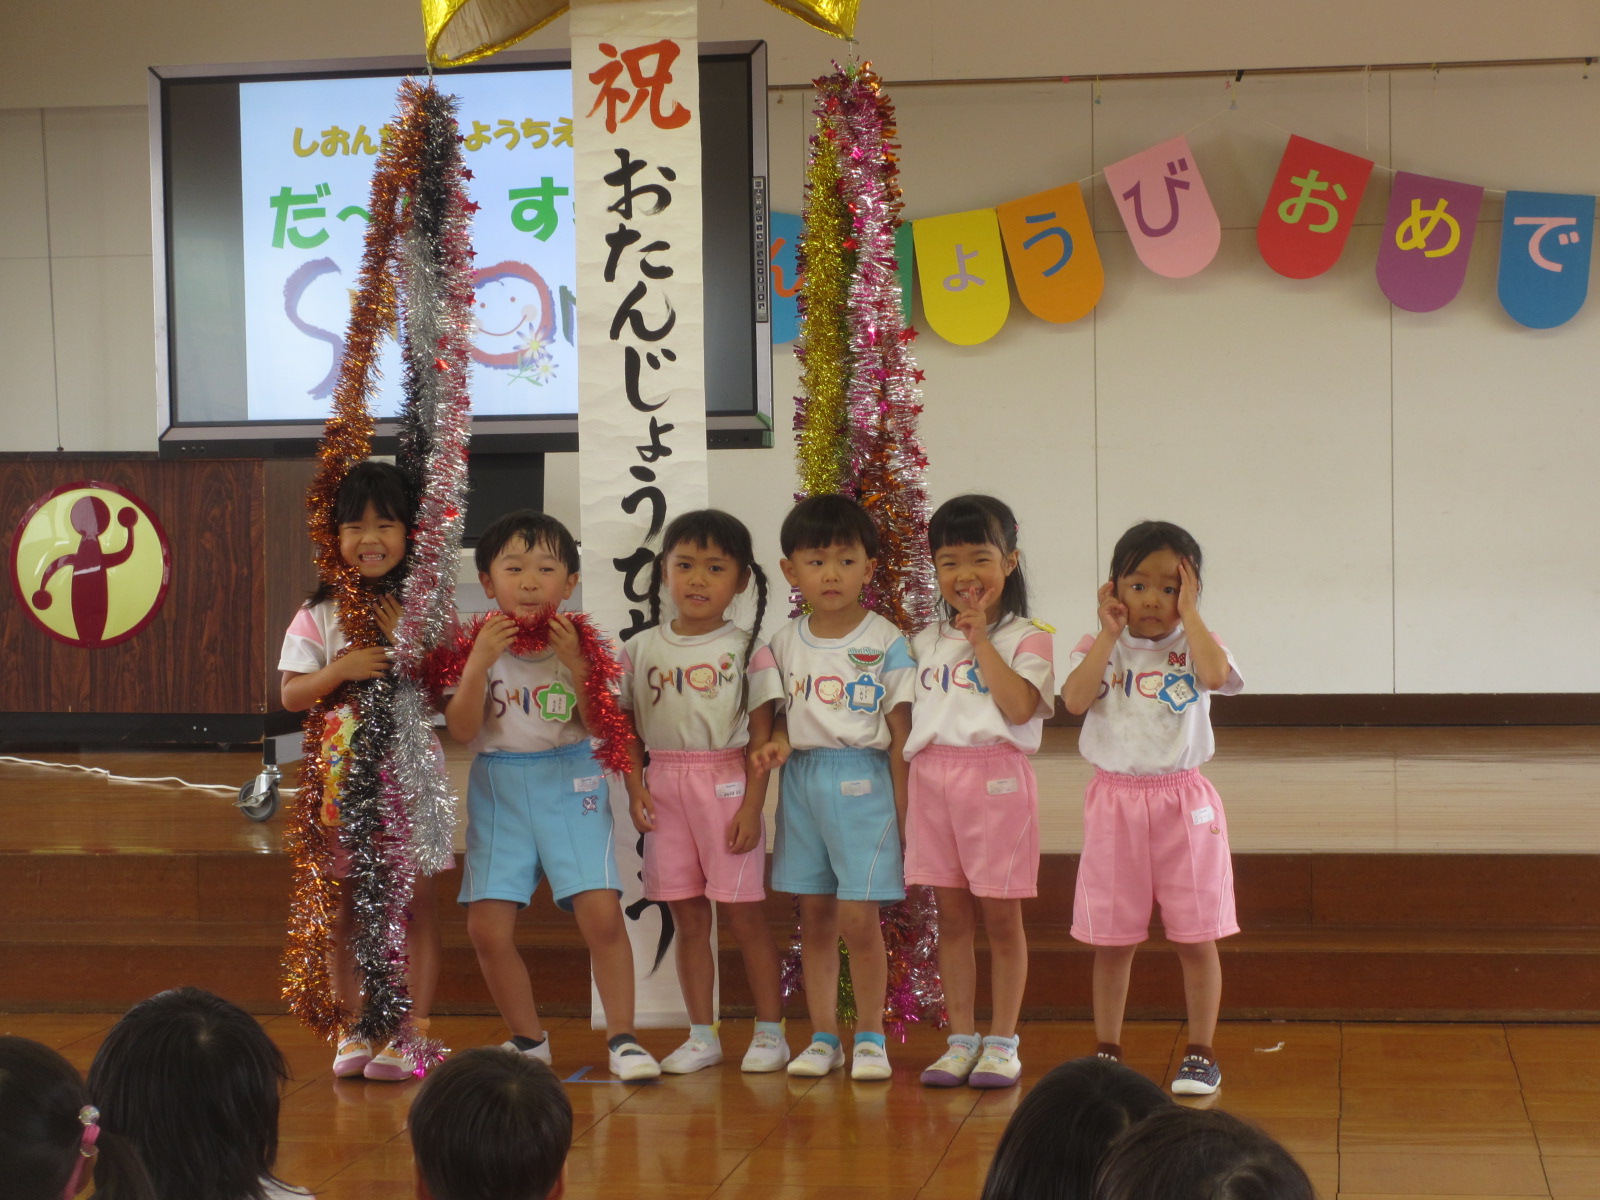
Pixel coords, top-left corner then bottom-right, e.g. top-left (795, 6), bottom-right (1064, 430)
top-left (767, 611), bottom-right (915, 752)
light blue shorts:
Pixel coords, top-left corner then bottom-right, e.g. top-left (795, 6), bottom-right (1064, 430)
top-left (772, 746), bottom-right (904, 903)
top-left (459, 741), bottom-right (619, 912)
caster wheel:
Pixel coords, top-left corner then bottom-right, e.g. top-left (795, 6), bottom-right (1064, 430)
top-left (237, 777), bottom-right (280, 822)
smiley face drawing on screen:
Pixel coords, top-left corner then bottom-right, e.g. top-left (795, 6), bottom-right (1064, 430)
top-left (471, 260), bottom-right (556, 379)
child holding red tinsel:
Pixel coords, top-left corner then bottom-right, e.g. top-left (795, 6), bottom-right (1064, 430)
top-left (279, 460), bottom-right (446, 1081)
top-left (443, 509), bottom-right (660, 1082)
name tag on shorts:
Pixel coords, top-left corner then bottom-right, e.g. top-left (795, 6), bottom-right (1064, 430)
top-left (1191, 805), bottom-right (1215, 826)
top-left (840, 779), bottom-right (873, 797)
top-left (573, 775), bottom-right (602, 793)
top-left (987, 777), bottom-right (1019, 796)
top-left (715, 781), bottom-right (746, 799)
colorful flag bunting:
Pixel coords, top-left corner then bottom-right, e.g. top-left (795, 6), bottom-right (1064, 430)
top-left (996, 183), bottom-right (1103, 322)
top-left (1104, 135), bottom-right (1220, 278)
top-left (1257, 135), bottom-right (1374, 279)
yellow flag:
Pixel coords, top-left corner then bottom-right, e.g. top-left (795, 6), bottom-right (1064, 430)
top-left (912, 209), bottom-right (1010, 345)
top-left (997, 183), bottom-right (1103, 323)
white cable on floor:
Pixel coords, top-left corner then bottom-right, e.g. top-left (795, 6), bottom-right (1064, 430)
top-left (0, 755), bottom-right (299, 795)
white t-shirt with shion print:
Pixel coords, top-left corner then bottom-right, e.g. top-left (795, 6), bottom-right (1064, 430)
top-left (619, 620), bottom-right (784, 751)
top-left (1069, 623), bottom-right (1244, 775)
top-left (904, 614), bottom-right (1056, 757)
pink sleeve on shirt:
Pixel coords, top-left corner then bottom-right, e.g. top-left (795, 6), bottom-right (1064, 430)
top-left (1073, 633), bottom-right (1096, 655)
top-left (748, 644), bottom-right (777, 673)
top-left (1016, 630), bottom-right (1054, 663)
top-left (288, 607), bottom-right (322, 643)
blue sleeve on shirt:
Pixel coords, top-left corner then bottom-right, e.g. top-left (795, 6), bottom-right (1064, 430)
top-left (884, 635), bottom-right (914, 673)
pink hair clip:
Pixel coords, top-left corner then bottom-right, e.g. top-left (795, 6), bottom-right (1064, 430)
top-left (78, 1104), bottom-right (100, 1157)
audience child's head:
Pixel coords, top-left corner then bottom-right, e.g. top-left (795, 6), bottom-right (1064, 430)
top-left (0, 1036), bottom-right (154, 1200)
top-left (86, 987), bottom-right (290, 1200)
top-left (927, 493), bottom-right (1028, 622)
top-left (474, 510), bottom-right (582, 620)
top-left (778, 493), bottom-right (879, 622)
top-left (312, 458), bottom-right (419, 604)
top-left (1093, 1106), bottom-right (1316, 1200)
top-left (647, 508), bottom-right (769, 638)
top-left (979, 1056), bottom-right (1170, 1200)
top-left (409, 1047), bottom-right (573, 1200)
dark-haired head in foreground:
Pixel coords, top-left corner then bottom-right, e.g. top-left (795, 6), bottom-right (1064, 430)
top-left (980, 1056), bottom-right (1171, 1200)
top-left (410, 1047), bottom-right (573, 1200)
top-left (1094, 1105), bottom-right (1316, 1200)
top-left (87, 987), bottom-right (290, 1200)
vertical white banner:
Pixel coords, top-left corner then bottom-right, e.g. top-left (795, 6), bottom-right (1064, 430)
top-left (573, 0), bottom-right (709, 1028)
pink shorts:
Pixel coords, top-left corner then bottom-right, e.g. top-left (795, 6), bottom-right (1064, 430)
top-left (1072, 767), bottom-right (1238, 946)
top-left (905, 744), bottom-right (1039, 899)
top-left (642, 748), bottom-right (766, 904)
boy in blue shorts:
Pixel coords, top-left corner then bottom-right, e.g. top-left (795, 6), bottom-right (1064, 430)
top-left (445, 510), bottom-right (660, 1082)
top-left (750, 494), bottom-right (914, 1080)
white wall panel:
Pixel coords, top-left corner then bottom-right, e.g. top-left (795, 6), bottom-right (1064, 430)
top-left (51, 255), bottom-right (156, 452)
top-left (42, 107), bottom-right (151, 258)
top-left (0, 258), bottom-right (62, 450)
top-left (0, 110), bottom-right (49, 259)
top-left (1093, 227), bottom-right (1395, 693)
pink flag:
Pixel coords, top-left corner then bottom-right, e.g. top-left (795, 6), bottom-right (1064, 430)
top-left (1104, 135), bottom-right (1221, 278)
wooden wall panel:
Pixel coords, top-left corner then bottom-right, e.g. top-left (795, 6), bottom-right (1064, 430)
top-left (1, 457), bottom-right (316, 717)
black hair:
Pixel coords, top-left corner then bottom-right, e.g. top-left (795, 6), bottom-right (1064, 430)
top-left (645, 509), bottom-right (768, 714)
top-left (980, 1057), bottom-right (1171, 1200)
top-left (927, 493), bottom-right (1029, 620)
top-left (0, 1036), bottom-right (155, 1200)
top-left (1093, 1106), bottom-right (1316, 1200)
top-left (1108, 520), bottom-right (1204, 587)
top-left (778, 493), bottom-right (880, 558)
top-left (308, 459), bottom-right (419, 606)
top-left (409, 1047), bottom-right (573, 1200)
top-left (474, 509), bottom-right (581, 577)
top-left (87, 987), bottom-right (291, 1200)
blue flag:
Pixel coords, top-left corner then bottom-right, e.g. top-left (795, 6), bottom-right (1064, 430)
top-left (1497, 191), bottom-right (1595, 329)
top-left (770, 211), bottom-right (804, 345)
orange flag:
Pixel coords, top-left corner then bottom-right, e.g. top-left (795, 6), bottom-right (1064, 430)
top-left (997, 183), bottom-right (1103, 323)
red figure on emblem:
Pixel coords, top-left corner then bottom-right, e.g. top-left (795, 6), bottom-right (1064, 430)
top-left (32, 496), bottom-right (138, 646)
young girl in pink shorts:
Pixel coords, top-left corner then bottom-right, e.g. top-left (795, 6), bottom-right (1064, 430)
top-left (905, 495), bottom-right (1056, 1090)
top-left (1061, 520), bottom-right (1243, 1096)
top-left (622, 510), bottom-right (789, 1074)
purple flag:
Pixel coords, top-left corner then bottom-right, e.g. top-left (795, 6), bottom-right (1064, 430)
top-left (1376, 171), bottom-right (1484, 312)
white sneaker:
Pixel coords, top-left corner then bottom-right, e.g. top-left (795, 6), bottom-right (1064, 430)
top-left (608, 1041), bottom-right (662, 1081)
top-left (363, 1042), bottom-right (418, 1081)
top-left (850, 1039), bottom-right (892, 1081)
top-left (786, 1039), bottom-right (846, 1077)
top-left (741, 1027), bottom-right (790, 1073)
top-left (920, 1036), bottom-right (981, 1087)
top-left (499, 1036), bottom-right (552, 1065)
top-left (968, 1038), bottom-right (1022, 1089)
top-left (332, 1038), bottom-right (373, 1078)
top-left (661, 1035), bottom-right (723, 1074)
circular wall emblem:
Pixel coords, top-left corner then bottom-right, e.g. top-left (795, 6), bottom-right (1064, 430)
top-left (9, 481), bottom-right (172, 648)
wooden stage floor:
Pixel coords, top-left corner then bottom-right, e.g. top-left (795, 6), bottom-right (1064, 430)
top-left (10, 1011), bottom-right (1600, 1200)
top-left (4, 724), bottom-right (1597, 856)
top-left (5, 726), bottom-right (1600, 1196)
